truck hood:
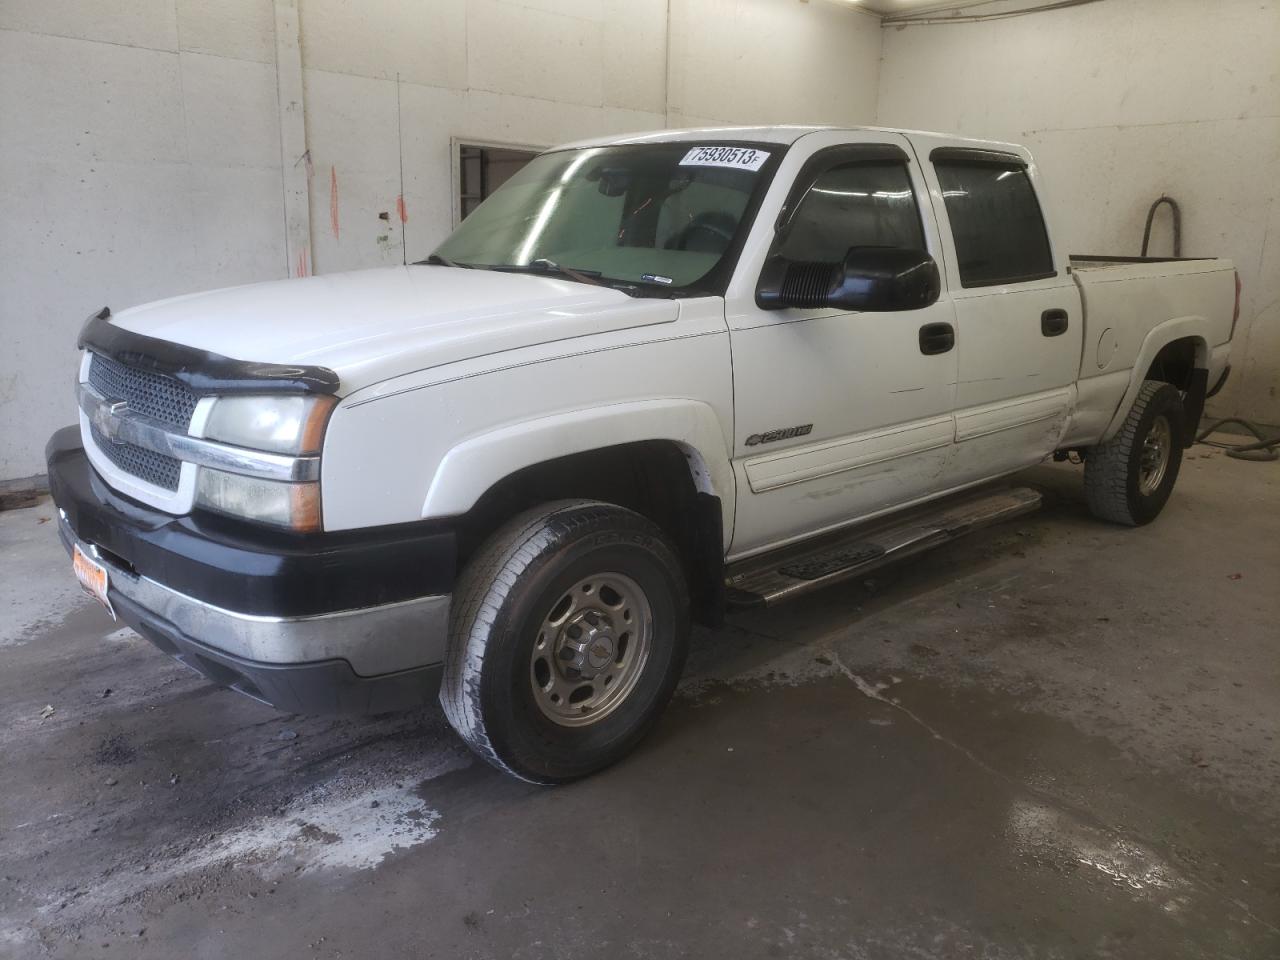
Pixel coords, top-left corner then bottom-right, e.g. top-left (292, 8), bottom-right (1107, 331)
top-left (109, 265), bottom-right (679, 394)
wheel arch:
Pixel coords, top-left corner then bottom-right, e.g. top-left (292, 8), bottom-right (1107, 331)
top-left (422, 398), bottom-right (733, 523)
top-left (426, 400), bottom-right (734, 625)
top-left (1101, 320), bottom-right (1208, 442)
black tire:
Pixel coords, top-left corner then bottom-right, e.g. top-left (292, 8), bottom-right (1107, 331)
top-left (440, 500), bottom-right (690, 784)
top-left (1084, 379), bottom-right (1186, 526)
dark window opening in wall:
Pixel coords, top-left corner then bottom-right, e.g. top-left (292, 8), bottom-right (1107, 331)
top-left (459, 144), bottom-right (539, 220)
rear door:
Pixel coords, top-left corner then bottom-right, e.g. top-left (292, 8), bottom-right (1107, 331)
top-left (919, 143), bottom-right (1083, 482)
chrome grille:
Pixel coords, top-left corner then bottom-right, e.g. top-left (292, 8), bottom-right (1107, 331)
top-left (88, 353), bottom-right (199, 430)
top-left (87, 353), bottom-right (198, 492)
top-left (89, 423), bottom-right (183, 491)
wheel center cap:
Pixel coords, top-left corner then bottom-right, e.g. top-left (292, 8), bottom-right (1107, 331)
top-left (586, 637), bottom-right (614, 670)
top-left (561, 611), bottom-right (615, 678)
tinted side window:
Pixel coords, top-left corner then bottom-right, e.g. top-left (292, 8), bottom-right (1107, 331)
top-left (775, 162), bottom-right (924, 262)
top-left (934, 161), bottom-right (1054, 286)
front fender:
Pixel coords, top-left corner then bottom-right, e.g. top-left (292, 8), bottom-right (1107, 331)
top-left (422, 398), bottom-right (735, 541)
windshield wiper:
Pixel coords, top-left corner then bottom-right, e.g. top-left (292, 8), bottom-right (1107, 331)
top-left (472, 260), bottom-right (668, 297)
top-left (420, 253), bottom-right (473, 269)
top-left (500, 259), bottom-right (609, 288)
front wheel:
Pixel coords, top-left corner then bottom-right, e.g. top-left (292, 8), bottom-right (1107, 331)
top-left (440, 500), bottom-right (690, 784)
top-left (1084, 379), bottom-right (1186, 526)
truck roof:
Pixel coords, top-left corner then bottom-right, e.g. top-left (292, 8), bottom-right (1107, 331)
top-left (556, 125), bottom-right (1025, 155)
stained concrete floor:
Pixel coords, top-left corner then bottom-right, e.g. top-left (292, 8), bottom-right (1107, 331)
top-left (1, 446), bottom-right (1277, 959)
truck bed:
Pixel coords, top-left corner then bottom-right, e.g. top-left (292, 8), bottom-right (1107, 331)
top-left (1068, 253), bottom-right (1234, 385)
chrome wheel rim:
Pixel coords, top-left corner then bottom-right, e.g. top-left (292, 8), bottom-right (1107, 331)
top-left (1138, 415), bottom-right (1172, 496)
top-left (530, 572), bottom-right (653, 727)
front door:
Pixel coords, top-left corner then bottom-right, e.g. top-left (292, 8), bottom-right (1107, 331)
top-left (725, 131), bottom-right (959, 559)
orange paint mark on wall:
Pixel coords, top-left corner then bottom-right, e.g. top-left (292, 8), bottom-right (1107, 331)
top-left (295, 246), bottom-right (310, 278)
top-left (329, 166), bottom-right (340, 240)
top-left (396, 194), bottom-right (408, 224)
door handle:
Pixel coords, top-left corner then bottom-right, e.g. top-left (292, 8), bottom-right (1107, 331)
top-left (918, 322), bottom-right (955, 355)
top-left (1041, 308), bottom-right (1069, 337)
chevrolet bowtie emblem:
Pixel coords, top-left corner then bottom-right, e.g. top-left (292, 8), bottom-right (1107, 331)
top-left (92, 399), bottom-right (129, 444)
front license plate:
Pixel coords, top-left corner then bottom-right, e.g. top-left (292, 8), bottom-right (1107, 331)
top-left (73, 543), bottom-right (116, 621)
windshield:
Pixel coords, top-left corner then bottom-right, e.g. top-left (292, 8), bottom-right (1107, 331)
top-left (432, 142), bottom-right (780, 294)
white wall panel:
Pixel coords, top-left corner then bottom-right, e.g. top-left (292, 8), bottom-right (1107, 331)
top-left (1, 31), bottom-right (187, 167)
top-left (396, 81), bottom-right (470, 256)
top-left (669, 0), bottom-right (881, 125)
top-left (176, 0), bottom-right (277, 63)
top-left (467, 0), bottom-right (606, 107)
top-left (181, 53), bottom-right (282, 170)
top-left (1, 158), bottom-right (181, 481)
top-left (1237, 199), bottom-right (1280, 421)
top-left (496, 0), bottom-right (607, 19)
top-left (602, 0), bottom-right (668, 115)
top-left (183, 164), bottom-right (288, 287)
top-left (0, 27), bottom-right (286, 478)
top-left (8, 0), bottom-right (1276, 480)
top-left (878, 0), bottom-right (1280, 424)
top-left (0, 0), bottom-right (179, 51)
top-left (2, 0), bottom-right (885, 478)
top-left (301, 69), bottom-right (405, 272)
top-left (297, 0), bottom-right (467, 87)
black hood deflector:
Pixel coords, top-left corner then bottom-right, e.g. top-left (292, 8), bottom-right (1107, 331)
top-left (78, 307), bottom-right (341, 396)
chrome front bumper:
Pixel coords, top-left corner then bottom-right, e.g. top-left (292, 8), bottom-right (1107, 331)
top-left (58, 515), bottom-right (450, 713)
top-left (62, 514), bottom-right (448, 675)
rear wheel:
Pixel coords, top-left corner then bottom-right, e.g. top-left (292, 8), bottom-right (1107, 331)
top-left (440, 500), bottom-right (689, 784)
top-left (1084, 379), bottom-right (1186, 526)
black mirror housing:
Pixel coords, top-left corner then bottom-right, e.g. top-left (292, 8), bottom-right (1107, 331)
top-left (756, 246), bottom-right (941, 312)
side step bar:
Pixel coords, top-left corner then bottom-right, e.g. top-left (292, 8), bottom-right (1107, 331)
top-left (725, 486), bottom-right (1042, 607)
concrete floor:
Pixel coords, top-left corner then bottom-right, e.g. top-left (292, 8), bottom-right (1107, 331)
top-left (1, 446), bottom-right (1277, 959)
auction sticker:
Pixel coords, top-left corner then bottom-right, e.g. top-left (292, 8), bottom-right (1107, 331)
top-left (679, 146), bottom-right (770, 171)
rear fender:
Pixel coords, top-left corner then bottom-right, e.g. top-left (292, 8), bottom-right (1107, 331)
top-left (1101, 318), bottom-right (1208, 442)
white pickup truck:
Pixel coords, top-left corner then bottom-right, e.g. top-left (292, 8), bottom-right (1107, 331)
top-left (48, 126), bottom-right (1238, 783)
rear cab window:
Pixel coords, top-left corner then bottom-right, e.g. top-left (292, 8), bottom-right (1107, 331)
top-left (931, 148), bottom-right (1055, 287)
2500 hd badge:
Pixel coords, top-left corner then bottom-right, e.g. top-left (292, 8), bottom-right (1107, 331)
top-left (744, 424), bottom-right (814, 446)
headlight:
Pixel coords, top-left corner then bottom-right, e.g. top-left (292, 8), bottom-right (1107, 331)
top-left (195, 469), bottom-right (322, 533)
top-left (197, 394), bottom-right (334, 531)
top-left (203, 395), bottom-right (335, 455)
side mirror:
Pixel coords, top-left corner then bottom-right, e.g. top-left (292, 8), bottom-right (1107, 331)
top-left (756, 246), bottom-right (941, 312)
